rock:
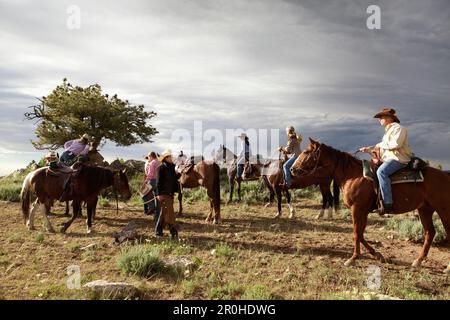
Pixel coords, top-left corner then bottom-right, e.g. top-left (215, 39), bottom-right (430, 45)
top-left (83, 280), bottom-right (139, 299)
top-left (124, 159), bottom-right (145, 173)
top-left (113, 221), bottom-right (141, 244)
top-left (164, 256), bottom-right (195, 272)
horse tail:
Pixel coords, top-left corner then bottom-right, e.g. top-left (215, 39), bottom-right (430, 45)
top-left (212, 163), bottom-right (221, 213)
top-left (332, 179), bottom-right (340, 209)
top-left (20, 173), bottom-right (32, 223)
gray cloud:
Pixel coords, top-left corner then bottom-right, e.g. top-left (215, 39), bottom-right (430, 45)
top-left (0, 0), bottom-right (449, 174)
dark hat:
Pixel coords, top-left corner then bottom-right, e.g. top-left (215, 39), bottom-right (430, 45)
top-left (373, 108), bottom-right (400, 123)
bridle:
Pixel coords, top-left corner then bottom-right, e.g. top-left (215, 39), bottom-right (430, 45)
top-left (295, 145), bottom-right (340, 181)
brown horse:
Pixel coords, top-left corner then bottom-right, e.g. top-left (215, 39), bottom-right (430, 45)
top-left (291, 138), bottom-right (450, 273)
top-left (21, 165), bottom-right (131, 234)
top-left (177, 159), bottom-right (221, 224)
top-left (247, 158), bottom-right (340, 219)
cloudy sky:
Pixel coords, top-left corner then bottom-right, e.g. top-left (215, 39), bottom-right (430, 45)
top-left (0, 0), bottom-right (449, 175)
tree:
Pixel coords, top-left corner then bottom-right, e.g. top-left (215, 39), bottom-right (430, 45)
top-left (24, 79), bottom-right (158, 150)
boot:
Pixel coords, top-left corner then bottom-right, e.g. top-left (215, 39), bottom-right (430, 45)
top-left (376, 202), bottom-right (393, 216)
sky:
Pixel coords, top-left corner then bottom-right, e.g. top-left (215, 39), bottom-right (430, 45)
top-left (0, 0), bottom-right (449, 175)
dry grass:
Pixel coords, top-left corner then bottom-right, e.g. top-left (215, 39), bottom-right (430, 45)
top-left (0, 198), bottom-right (448, 300)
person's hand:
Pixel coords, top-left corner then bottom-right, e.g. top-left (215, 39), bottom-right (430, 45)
top-left (278, 147), bottom-right (283, 152)
top-left (359, 147), bottom-right (370, 153)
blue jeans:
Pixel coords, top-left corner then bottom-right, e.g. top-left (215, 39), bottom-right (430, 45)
top-left (143, 179), bottom-right (160, 218)
top-left (376, 160), bottom-right (407, 205)
top-left (283, 154), bottom-right (297, 187)
top-left (60, 151), bottom-right (76, 165)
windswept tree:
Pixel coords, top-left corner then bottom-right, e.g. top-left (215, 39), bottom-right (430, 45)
top-left (24, 78), bottom-right (158, 150)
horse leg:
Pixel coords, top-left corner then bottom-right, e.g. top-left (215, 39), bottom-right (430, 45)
top-left (344, 206), bottom-right (365, 267)
top-left (357, 212), bottom-right (385, 263)
top-left (40, 201), bottom-right (55, 233)
top-left (64, 201), bottom-right (70, 217)
top-left (60, 201), bottom-right (80, 233)
top-left (205, 198), bottom-right (213, 223)
top-left (326, 191), bottom-right (333, 220)
top-left (178, 191), bottom-right (183, 215)
top-left (316, 192), bottom-right (325, 220)
top-left (285, 189), bottom-right (295, 219)
top-left (237, 180), bottom-right (241, 202)
top-left (27, 199), bottom-right (39, 230)
top-left (412, 206), bottom-right (436, 268)
top-left (86, 198), bottom-right (97, 234)
top-left (228, 180), bottom-right (234, 204)
top-left (274, 187), bottom-right (282, 218)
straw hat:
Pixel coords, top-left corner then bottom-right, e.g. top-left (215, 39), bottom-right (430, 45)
top-left (373, 108), bottom-right (400, 123)
top-left (80, 133), bottom-right (90, 142)
top-left (158, 149), bottom-right (173, 162)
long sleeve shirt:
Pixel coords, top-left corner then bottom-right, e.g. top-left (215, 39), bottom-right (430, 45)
top-left (282, 134), bottom-right (302, 156)
top-left (144, 159), bottom-right (160, 182)
top-left (237, 140), bottom-right (251, 165)
top-left (375, 122), bottom-right (412, 164)
top-left (63, 139), bottom-right (89, 156)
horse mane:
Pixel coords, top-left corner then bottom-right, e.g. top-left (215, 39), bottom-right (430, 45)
top-left (79, 165), bottom-right (114, 191)
top-left (322, 144), bottom-right (362, 169)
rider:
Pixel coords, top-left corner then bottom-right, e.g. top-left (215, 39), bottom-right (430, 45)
top-left (236, 133), bottom-right (251, 179)
top-left (279, 126), bottom-right (302, 188)
top-left (60, 134), bottom-right (90, 165)
top-left (359, 108), bottom-right (412, 214)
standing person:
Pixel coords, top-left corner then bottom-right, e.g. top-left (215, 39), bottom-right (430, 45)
top-left (359, 108), bottom-right (412, 214)
top-left (279, 126), bottom-right (302, 188)
top-left (236, 133), bottom-right (251, 179)
top-left (60, 134), bottom-right (90, 165)
top-left (143, 152), bottom-right (160, 217)
top-left (155, 150), bottom-right (180, 239)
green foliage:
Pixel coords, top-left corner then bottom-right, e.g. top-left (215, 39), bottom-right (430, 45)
top-left (207, 281), bottom-right (243, 299)
top-left (214, 243), bottom-right (236, 259)
top-left (387, 216), bottom-right (447, 243)
top-left (24, 78), bottom-right (158, 150)
top-left (97, 196), bottom-right (110, 208)
top-left (35, 232), bottom-right (45, 244)
top-left (0, 184), bottom-right (22, 202)
top-left (242, 284), bottom-right (274, 300)
top-left (117, 245), bottom-right (180, 278)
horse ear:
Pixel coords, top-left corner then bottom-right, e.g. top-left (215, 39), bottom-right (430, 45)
top-left (309, 137), bottom-right (319, 148)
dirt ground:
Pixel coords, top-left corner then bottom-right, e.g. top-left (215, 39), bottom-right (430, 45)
top-left (0, 199), bottom-right (448, 300)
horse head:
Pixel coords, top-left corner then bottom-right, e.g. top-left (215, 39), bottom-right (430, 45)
top-left (113, 169), bottom-right (132, 200)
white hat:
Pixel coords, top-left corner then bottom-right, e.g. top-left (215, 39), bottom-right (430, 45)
top-left (237, 133), bottom-right (247, 139)
top-left (158, 149), bottom-right (173, 162)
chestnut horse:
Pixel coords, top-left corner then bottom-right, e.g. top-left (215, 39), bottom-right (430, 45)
top-left (177, 159), bottom-right (221, 224)
top-left (21, 165), bottom-right (131, 234)
top-left (247, 158), bottom-right (340, 219)
top-left (291, 138), bottom-right (450, 273)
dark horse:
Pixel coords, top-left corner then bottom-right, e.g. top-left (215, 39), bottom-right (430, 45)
top-left (213, 145), bottom-right (275, 204)
top-left (176, 159), bottom-right (221, 224)
top-left (291, 138), bottom-right (450, 273)
top-left (245, 156), bottom-right (340, 219)
top-left (21, 165), bottom-right (131, 234)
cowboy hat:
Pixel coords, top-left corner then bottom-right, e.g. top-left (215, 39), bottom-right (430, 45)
top-left (45, 151), bottom-right (58, 160)
top-left (373, 108), bottom-right (400, 123)
top-left (237, 133), bottom-right (247, 139)
top-left (80, 133), bottom-right (90, 141)
top-left (158, 149), bottom-right (173, 162)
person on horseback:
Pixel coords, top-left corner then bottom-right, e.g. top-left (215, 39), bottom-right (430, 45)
top-left (279, 126), bottom-right (302, 188)
top-left (155, 150), bottom-right (180, 239)
top-left (236, 133), bottom-right (251, 179)
top-left (359, 108), bottom-right (412, 214)
top-left (60, 134), bottom-right (91, 165)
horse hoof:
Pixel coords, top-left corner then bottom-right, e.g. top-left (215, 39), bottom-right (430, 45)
top-left (264, 203), bottom-right (272, 208)
top-left (315, 215), bottom-right (323, 220)
top-left (274, 214), bottom-right (281, 219)
top-left (213, 219), bottom-right (221, 225)
top-left (411, 259), bottom-right (422, 269)
top-left (444, 265), bottom-right (450, 275)
top-left (60, 227), bottom-right (66, 234)
top-left (27, 225), bottom-right (35, 231)
top-left (46, 227), bottom-right (55, 233)
top-left (86, 228), bottom-right (92, 234)
top-left (375, 252), bottom-right (386, 263)
top-left (344, 258), bottom-right (356, 267)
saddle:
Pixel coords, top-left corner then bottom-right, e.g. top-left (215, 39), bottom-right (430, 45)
top-left (363, 156), bottom-right (427, 213)
top-left (46, 162), bottom-right (83, 201)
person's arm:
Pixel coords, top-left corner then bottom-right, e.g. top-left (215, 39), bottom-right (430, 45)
top-left (380, 126), bottom-right (407, 151)
top-left (64, 140), bottom-right (73, 150)
top-left (80, 144), bottom-right (90, 155)
top-left (156, 165), bottom-right (164, 196)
